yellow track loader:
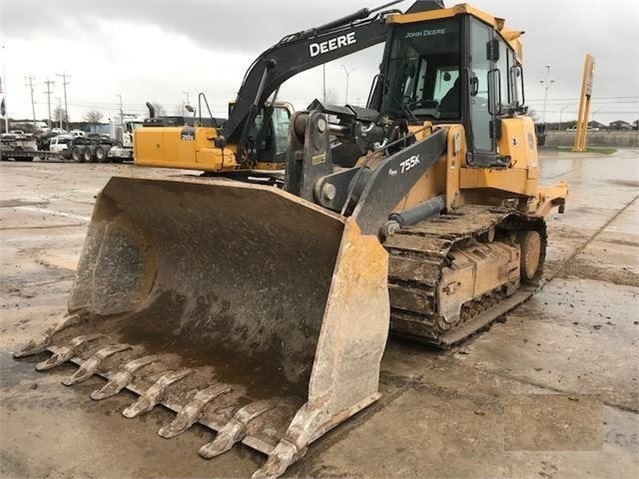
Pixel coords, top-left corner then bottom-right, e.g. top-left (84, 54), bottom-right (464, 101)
top-left (16, 1), bottom-right (567, 477)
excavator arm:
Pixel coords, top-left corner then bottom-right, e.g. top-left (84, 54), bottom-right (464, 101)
top-left (222, 1), bottom-right (403, 160)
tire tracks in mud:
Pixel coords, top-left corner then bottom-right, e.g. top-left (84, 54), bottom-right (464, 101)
top-left (539, 194), bottom-right (639, 290)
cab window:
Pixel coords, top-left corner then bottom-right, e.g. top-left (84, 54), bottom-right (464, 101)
top-left (381, 17), bottom-right (462, 121)
top-left (250, 105), bottom-right (292, 160)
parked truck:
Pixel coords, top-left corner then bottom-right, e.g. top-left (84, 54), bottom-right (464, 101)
top-left (0, 132), bottom-right (38, 161)
top-left (107, 118), bottom-right (144, 161)
top-left (2, 133), bottom-right (115, 163)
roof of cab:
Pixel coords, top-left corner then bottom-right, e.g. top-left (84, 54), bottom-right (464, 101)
top-left (387, 3), bottom-right (524, 62)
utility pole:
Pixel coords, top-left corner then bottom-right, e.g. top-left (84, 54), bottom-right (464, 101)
top-left (116, 94), bottom-right (124, 126)
top-left (44, 78), bottom-right (55, 129)
top-left (559, 105), bottom-right (571, 131)
top-left (539, 64), bottom-right (555, 125)
top-left (56, 72), bottom-right (70, 130)
top-left (182, 91), bottom-right (190, 115)
top-left (25, 74), bottom-right (37, 130)
top-left (322, 65), bottom-right (326, 104)
top-left (341, 65), bottom-right (355, 105)
top-left (2, 45), bottom-right (8, 133)
top-left (56, 97), bottom-right (63, 129)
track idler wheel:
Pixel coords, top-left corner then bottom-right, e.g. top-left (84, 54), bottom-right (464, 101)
top-left (519, 230), bottom-right (541, 281)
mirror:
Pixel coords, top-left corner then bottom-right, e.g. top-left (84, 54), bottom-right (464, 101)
top-left (509, 65), bottom-right (525, 108)
top-left (487, 69), bottom-right (501, 115)
top-left (470, 75), bottom-right (479, 97)
top-left (486, 38), bottom-right (500, 62)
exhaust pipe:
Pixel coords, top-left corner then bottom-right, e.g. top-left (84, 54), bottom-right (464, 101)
top-left (145, 102), bottom-right (155, 118)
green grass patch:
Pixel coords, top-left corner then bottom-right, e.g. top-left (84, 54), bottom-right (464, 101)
top-left (556, 146), bottom-right (617, 155)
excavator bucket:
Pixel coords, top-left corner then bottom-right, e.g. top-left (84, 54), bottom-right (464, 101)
top-left (16, 176), bottom-right (390, 478)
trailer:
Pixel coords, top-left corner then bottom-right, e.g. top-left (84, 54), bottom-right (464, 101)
top-left (0, 133), bottom-right (43, 161)
top-left (1, 133), bottom-right (115, 163)
top-left (62, 135), bottom-right (115, 162)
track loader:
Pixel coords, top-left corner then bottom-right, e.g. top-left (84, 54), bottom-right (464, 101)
top-left (16, 1), bottom-right (568, 477)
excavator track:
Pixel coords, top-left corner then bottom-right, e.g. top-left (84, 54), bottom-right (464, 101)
top-left (385, 204), bottom-right (547, 347)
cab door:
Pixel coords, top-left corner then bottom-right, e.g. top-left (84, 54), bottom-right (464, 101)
top-left (465, 17), bottom-right (513, 166)
top-left (468, 18), bottom-right (493, 156)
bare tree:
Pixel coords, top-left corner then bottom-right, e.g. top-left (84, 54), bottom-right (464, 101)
top-left (53, 106), bottom-right (68, 123)
top-left (324, 87), bottom-right (340, 105)
top-left (152, 102), bottom-right (167, 117)
top-left (526, 107), bottom-right (541, 123)
top-left (83, 110), bottom-right (104, 125)
top-left (173, 104), bottom-right (185, 116)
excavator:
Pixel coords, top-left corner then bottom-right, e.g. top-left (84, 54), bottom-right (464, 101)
top-left (15, 1), bottom-right (568, 477)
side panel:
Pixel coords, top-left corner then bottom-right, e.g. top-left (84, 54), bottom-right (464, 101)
top-left (498, 116), bottom-right (539, 177)
top-left (134, 127), bottom-right (237, 171)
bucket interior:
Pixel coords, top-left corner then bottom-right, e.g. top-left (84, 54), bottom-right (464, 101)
top-left (68, 177), bottom-right (346, 393)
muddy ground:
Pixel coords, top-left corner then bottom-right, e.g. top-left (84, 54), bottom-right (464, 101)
top-left (0, 150), bottom-right (637, 478)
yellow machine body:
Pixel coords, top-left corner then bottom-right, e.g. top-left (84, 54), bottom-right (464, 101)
top-left (134, 126), bottom-right (238, 170)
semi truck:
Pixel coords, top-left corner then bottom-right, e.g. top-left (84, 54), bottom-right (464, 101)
top-left (107, 117), bottom-right (144, 161)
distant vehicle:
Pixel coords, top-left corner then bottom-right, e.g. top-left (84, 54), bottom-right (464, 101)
top-left (0, 132), bottom-right (38, 161)
top-left (69, 129), bottom-right (86, 137)
top-left (108, 118), bottom-right (144, 161)
top-left (2, 131), bottom-right (118, 163)
top-left (49, 135), bottom-right (74, 154)
top-left (35, 121), bottom-right (49, 133)
top-left (50, 128), bottom-right (67, 135)
top-left (534, 123), bottom-right (547, 146)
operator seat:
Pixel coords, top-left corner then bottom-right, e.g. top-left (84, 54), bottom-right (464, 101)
top-left (439, 76), bottom-right (461, 118)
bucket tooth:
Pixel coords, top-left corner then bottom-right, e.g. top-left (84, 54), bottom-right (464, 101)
top-left (158, 383), bottom-right (232, 439)
top-left (13, 314), bottom-right (82, 358)
top-left (122, 369), bottom-right (193, 418)
top-left (252, 399), bottom-right (331, 479)
top-left (90, 355), bottom-right (160, 401)
top-left (35, 334), bottom-right (104, 371)
top-left (51, 313), bottom-right (82, 332)
top-left (252, 439), bottom-right (302, 479)
top-left (62, 343), bottom-right (131, 386)
top-left (199, 400), bottom-right (274, 459)
top-left (12, 336), bottom-right (51, 359)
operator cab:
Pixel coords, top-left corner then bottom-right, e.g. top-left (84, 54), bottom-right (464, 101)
top-left (373, 9), bottom-right (526, 166)
top-left (380, 17), bottom-right (462, 121)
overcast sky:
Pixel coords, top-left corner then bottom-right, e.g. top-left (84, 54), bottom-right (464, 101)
top-left (1, 0), bottom-right (638, 125)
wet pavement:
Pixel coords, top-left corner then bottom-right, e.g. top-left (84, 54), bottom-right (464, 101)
top-left (1, 150), bottom-right (638, 478)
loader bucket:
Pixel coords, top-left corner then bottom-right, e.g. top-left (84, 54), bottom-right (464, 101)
top-left (20, 176), bottom-right (390, 478)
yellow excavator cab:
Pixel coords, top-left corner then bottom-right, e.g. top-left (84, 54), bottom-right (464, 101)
top-left (134, 101), bottom-right (294, 171)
